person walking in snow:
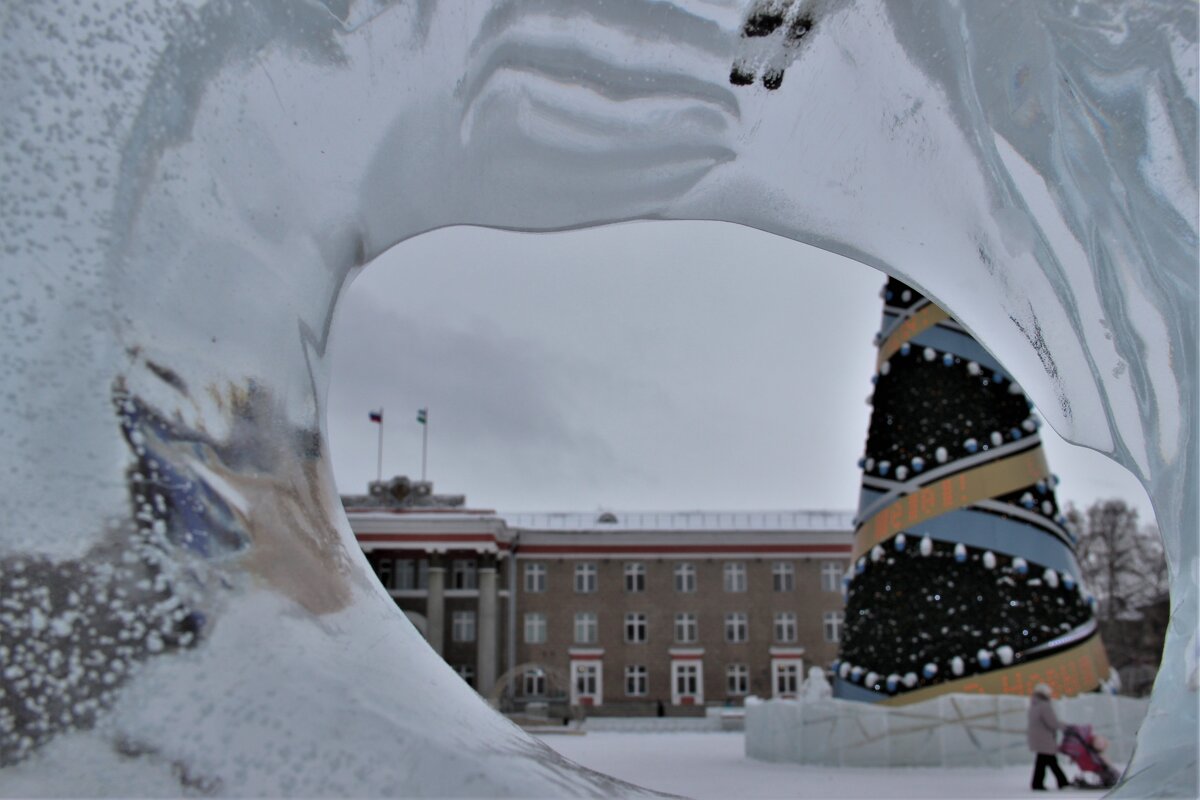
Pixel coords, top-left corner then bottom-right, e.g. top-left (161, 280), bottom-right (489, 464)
top-left (1027, 683), bottom-right (1070, 790)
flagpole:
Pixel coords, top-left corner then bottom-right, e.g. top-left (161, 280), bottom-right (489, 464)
top-left (376, 408), bottom-right (384, 484)
top-left (421, 408), bottom-right (428, 482)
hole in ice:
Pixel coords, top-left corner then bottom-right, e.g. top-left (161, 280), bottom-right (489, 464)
top-left (322, 222), bottom-right (1162, 777)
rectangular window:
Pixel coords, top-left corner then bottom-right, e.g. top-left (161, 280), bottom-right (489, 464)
top-left (725, 612), bottom-right (748, 643)
top-left (394, 559), bottom-right (416, 590)
top-left (727, 664), bottom-right (750, 696)
top-left (624, 612), bottom-right (647, 643)
top-left (524, 612), bottom-right (547, 644)
top-left (823, 611), bottom-right (844, 643)
top-left (723, 562), bottom-right (747, 593)
top-left (671, 660), bottom-right (704, 705)
top-left (674, 562), bottom-right (696, 593)
top-left (821, 562), bottom-right (843, 592)
top-left (456, 664), bottom-right (475, 687)
top-left (523, 668), bottom-right (546, 696)
top-left (524, 562), bottom-right (547, 593)
top-left (574, 663), bottom-right (599, 698)
top-left (376, 558), bottom-right (393, 589)
top-left (774, 663), bottom-right (800, 697)
top-left (574, 562), bottom-right (597, 594)
top-left (451, 559), bottom-right (477, 590)
top-left (772, 561), bottom-right (795, 592)
top-left (774, 611), bottom-right (797, 643)
top-left (395, 558), bottom-right (428, 590)
top-left (452, 610), bottom-right (476, 643)
top-left (674, 663), bottom-right (699, 695)
top-left (574, 612), bottom-right (598, 644)
top-left (674, 612), bottom-right (698, 644)
top-left (624, 562), bottom-right (645, 593)
top-left (625, 665), bottom-right (648, 696)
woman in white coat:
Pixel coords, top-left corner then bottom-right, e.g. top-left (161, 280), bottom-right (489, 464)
top-left (1027, 683), bottom-right (1069, 790)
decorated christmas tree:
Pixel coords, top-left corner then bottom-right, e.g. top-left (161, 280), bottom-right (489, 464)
top-left (833, 279), bottom-right (1110, 703)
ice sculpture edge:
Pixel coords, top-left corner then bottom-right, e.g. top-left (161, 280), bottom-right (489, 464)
top-left (0, 0), bottom-right (1194, 796)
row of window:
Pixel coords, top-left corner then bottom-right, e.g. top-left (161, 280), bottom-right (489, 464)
top-left (377, 558), bottom-right (480, 591)
top-left (523, 611), bottom-right (844, 645)
top-left (520, 662), bottom-right (802, 698)
top-left (525, 561), bottom-right (845, 594)
top-left (375, 558), bottom-right (847, 594)
top-left (446, 609), bottom-right (845, 644)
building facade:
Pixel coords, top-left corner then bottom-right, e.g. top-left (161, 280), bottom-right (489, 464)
top-left (345, 478), bottom-right (852, 716)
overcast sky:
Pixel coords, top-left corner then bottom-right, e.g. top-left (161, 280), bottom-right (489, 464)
top-left (327, 221), bottom-right (1155, 524)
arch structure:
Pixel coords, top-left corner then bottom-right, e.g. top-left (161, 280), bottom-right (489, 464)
top-left (487, 662), bottom-right (569, 708)
top-left (0, 1), bottom-right (1195, 796)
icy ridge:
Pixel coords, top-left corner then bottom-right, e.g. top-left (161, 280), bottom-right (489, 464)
top-left (0, 0), bottom-right (1194, 795)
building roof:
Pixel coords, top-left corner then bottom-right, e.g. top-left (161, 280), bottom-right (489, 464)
top-left (497, 510), bottom-right (855, 532)
top-left (345, 506), bottom-right (855, 558)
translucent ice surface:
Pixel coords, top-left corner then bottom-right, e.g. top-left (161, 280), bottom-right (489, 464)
top-left (1, 1), bottom-right (1195, 796)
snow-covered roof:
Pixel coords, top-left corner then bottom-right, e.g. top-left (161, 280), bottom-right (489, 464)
top-left (498, 509), bottom-right (855, 532)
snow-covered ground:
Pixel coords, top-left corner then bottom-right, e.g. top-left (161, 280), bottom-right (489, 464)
top-left (2, 728), bottom-right (1108, 798)
top-left (542, 731), bottom-right (1088, 799)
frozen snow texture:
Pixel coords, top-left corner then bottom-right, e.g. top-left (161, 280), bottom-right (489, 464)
top-left (0, 0), bottom-right (1195, 796)
top-left (746, 693), bottom-right (1148, 769)
top-left (549, 731), bottom-right (1057, 800)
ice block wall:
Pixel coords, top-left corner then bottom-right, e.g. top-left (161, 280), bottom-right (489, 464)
top-left (746, 693), bottom-right (1149, 769)
top-left (1, 1), bottom-right (1195, 796)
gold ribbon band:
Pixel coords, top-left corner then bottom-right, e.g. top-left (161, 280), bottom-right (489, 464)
top-left (878, 633), bottom-right (1110, 706)
top-left (853, 447), bottom-right (1050, 560)
top-left (876, 304), bottom-right (950, 369)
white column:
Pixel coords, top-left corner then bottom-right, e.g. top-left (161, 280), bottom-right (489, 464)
top-left (476, 556), bottom-right (498, 695)
top-left (426, 556), bottom-right (445, 657)
top-left (505, 554), bottom-right (517, 700)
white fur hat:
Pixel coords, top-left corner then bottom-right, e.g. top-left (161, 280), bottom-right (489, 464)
top-left (1033, 683), bottom-right (1053, 698)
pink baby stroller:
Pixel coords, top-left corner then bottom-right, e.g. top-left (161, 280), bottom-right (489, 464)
top-left (1059, 725), bottom-right (1120, 789)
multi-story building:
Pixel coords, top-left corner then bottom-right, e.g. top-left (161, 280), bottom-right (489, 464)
top-left (345, 476), bottom-right (852, 716)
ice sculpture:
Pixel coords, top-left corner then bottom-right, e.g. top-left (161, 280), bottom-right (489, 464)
top-left (1, 0), bottom-right (1194, 796)
top-left (836, 279), bottom-right (1109, 704)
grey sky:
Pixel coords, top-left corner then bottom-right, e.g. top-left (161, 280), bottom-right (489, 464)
top-left (327, 221), bottom-right (1155, 523)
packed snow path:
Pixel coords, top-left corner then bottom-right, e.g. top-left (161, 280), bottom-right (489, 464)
top-left (545, 731), bottom-right (1104, 799)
